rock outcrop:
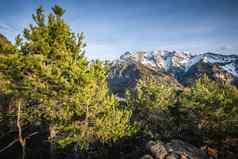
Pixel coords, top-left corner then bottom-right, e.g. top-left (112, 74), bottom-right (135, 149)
top-left (144, 140), bottom-right (209, 159)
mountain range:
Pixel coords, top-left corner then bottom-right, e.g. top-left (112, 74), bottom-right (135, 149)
top-left (108, 50), bottom-right (238, 96)
top-left (1, 32), bottom-right (238, 96)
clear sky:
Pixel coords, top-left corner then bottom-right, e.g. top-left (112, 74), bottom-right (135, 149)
top-left (0, 0), bottom-right (238, 59)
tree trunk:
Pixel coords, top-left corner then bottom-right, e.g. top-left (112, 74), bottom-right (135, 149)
top-left (49, 126), bottom-right (56, 159)
top-left (16, 98), bottom-right (26, 159)
top-left (49, 141), bottom-right (55, 159)
top-left (73, 143), bottom-right (79, 159)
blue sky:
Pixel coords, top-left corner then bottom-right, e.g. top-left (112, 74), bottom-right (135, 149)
top-left (0, 0), bottom-right (238, 59)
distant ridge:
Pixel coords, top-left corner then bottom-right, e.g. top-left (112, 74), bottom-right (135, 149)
top-left (108, 50), bottom-right (238, 96)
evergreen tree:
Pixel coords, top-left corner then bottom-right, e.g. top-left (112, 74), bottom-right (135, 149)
top-left (0, 5), bottom-right (133, 158)
top-left (0, 33), bottom-right (13, 53)
top-left (126, 79), bottom-right (177, 139)
top-left (181, 75), bottom-right (238, 138)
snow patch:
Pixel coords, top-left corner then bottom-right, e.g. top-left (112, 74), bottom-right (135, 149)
top-left (141, 58), bottom-right (157, 68)
top-left (185, 55), bottom-right (203, 71)
top-left (221, 63), bottom-right (238, 77)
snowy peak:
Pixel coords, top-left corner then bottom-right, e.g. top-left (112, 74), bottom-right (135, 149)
top-left (117, 50), bottom-right (238, 78)
top-left (108, 50), bottom-right (238, 96)
top-left (119, 50), bottom-right (193, 71)
top-left (185, 53), bottom-right (238, 77)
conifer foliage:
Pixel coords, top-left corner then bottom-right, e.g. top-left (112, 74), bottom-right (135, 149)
top-left (181, 75), bottom-right (238, 137)
top-left (126, 79), bottom-right (177, 138)
top-left (0, 5), bottom-right (133, 157)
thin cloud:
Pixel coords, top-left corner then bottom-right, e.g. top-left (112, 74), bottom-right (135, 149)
top-left (213, 44), bottom-right (238, 55)
top-left (0, 22), bottom-right (19, 32)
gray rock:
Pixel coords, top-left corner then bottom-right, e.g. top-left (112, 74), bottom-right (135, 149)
top-left (166, 140), bottom-right (208, 159)
top-left (145, 139), bottom-right (208, 159)
top-left (165, 152), bottom-right (180, 159)
top-left (141, 154), bottom-right (154, 159)
top-left (146, 141), bottom-right (169, 159)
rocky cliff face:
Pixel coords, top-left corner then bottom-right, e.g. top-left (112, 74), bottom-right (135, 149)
top-left (108, 50), bottom-right (238, 96)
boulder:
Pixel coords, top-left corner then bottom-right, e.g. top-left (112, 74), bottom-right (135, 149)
top-left (146, 141), bottom-right (169, 159)
top-left (166, 139), bottom-right (208, 159)
top-left (141, 154), bottom-right (154, 159)
top-left (146, 139), bottom-right (208, 159)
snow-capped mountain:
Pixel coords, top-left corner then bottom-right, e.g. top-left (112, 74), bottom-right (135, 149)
top-left (119, 50), bottom-right (193, 72)
top-left (115, 50), bottom-right (238, 78)
top-left (108, 50), bottom-right (238, 96)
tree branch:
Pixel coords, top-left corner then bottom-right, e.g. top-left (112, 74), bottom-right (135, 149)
top-left (0, 132), bottom-right (39, 153)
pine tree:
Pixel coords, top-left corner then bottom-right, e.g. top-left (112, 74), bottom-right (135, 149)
top-left (0, 5), bottom-right (133, 158)
top-left (126, 79), bottom-right (177, 139)
top-left (181, 75), bottom-right (238, 139)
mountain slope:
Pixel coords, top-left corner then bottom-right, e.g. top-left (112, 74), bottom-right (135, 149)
top-left (182, 61), bottom-right (238, 85)
top-left (108, 50), bottom-right (238, 96)
top-left (107, 56), bottom-right (182, 97)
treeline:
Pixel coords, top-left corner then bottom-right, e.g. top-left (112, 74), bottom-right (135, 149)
top-left (0, 5), bottom-right (237, 159)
